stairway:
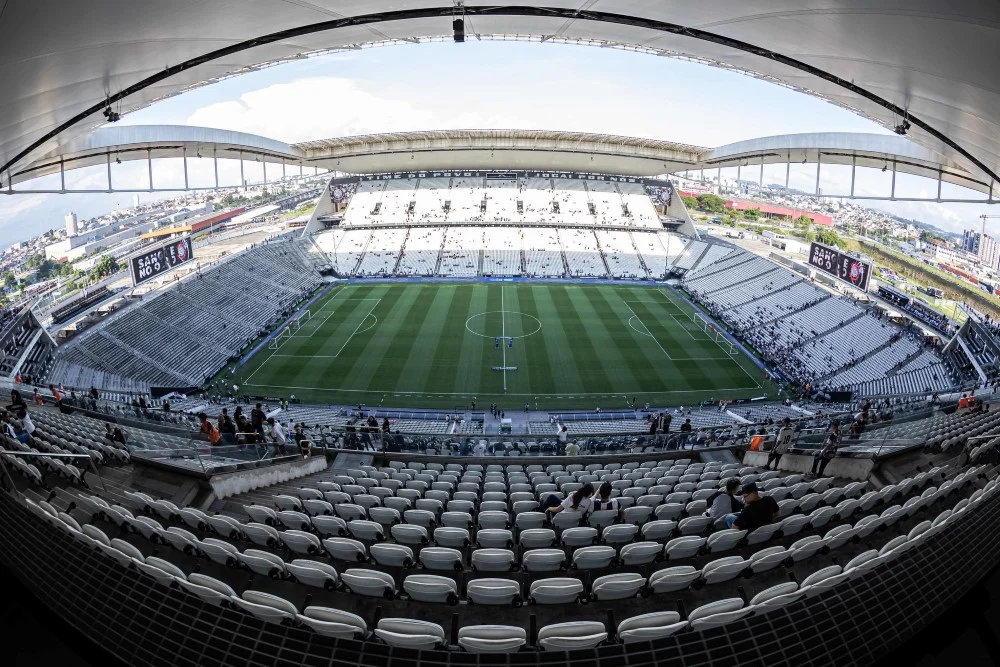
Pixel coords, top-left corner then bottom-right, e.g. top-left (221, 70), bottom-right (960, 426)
top-left (888, 347), bottom-right (927, 376)
top-left (593, 230), bottom-right (614, 277)
top-left (797, 310), bottom-right (867, 347)
top-left (555, 230), bottom-right (571, 277)
top-left (433, 230), bottom-right (447, 275)
top-left (627, 231), bottom-right (652, 278)
top-left (392, 227), bottom-right (412, 274)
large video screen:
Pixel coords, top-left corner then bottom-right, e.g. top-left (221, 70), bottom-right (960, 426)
top-left (129, 237), bottom-right (194, 287)
top-left (808, 242), bottom-right (871, 291)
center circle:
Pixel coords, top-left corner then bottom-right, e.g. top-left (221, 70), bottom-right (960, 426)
top-left (465, 311), bottom-right (543, 339)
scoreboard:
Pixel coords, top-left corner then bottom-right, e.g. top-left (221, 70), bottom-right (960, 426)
top-left (808, 242), bottom-right (871, 291)
top-left (130, 237), bottom-right (194, 287)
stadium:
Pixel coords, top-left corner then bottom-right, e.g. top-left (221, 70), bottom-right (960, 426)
top-left (2, 3), bottom-right (1000, 666)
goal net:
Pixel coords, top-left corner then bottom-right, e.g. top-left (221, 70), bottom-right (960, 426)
top-left (268, 327), bottom-right (293, 350)
top-left (290, 310), bottom-right (312, 332)
top-left (691, 312), bottom-right (738, 355)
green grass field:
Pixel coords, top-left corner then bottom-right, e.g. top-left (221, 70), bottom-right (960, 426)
top-left (236, 282), bottom-right (777, 409)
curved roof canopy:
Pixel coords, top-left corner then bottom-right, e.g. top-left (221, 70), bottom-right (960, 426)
top-left (2, 2), bottom-right (999, 188)
top-left (11, 127), bottom-right (989, 198)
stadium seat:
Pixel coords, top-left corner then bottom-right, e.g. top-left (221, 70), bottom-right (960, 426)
top-left (467, 578), bottom-right (521, 605)
top-left (375, 618), bottom-right (445, 650)
top-left (617, 612), bottom-right (687, 643)
top-left (457, 625), bottom-right (527, 653)
top-left (537, 621), bottom-right (607, 651)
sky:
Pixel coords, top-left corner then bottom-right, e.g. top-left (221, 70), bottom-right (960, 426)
top-left (0, 40), bottom-right (995, 249)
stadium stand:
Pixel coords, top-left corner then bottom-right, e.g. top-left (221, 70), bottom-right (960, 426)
top-left (681, 242), bottom-right (956, 396)
top-left (45, 238), bottom-right (327, 392)
top-left (5, 394), bottom-right (996, 663)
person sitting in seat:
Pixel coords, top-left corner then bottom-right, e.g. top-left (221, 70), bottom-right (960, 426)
top-left (707, 478), bottom-right (744, 520)
top-left (539, 482), bottom-right (594, 516)
top-left (725, 482), bottom-right (779, 530)
top-left (564, 440), bottom-right (580, 456)
top-left (591, 481), bottom-right (619, 512)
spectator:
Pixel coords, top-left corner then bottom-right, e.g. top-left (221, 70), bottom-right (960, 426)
top-left (459, 440), bottom-right (472, 456)
top-left (557, 425), bottom-right (568, 447)
top-left (7, 389), bottom-right (27, 413)
top-left (33, 388), bottom-right (43, 406)
top-left (251, 403), bottom-right (266, 438)
top-left (662, 413), bottom-right (672, 433)
top-left (565, 440), bottom-right (580, 457)
top-left (49, 384), bottom-right (62, 406)
top-left (812, 432), bottom-right (839, 477)
top-left (591, 481), bottom-right (619, 512)
top-left (382, 417), bottom-right (390, 434)
top-left (541, 482), bottom-right (594, 516)
top-left (294, 424), bottom-right (309, 457)
top-left (198, 412), bottom-right (221, 446)
top-left (218, 408), bottom-right (237, 445)
top-left (707, 478), bottom-right (744, 520)
top-left (16, 408), bottom-right (34, 444)
top-left (105, 423), bottom-right (127, 445)
top-left (680, 418), bottom-right (692, 433)
top-left (726, 483), bottom-right (779, 530)
top-left (769, 418), bottom-right (795, 470)
top-left (472, 440), bottom-right (487, 456)
top-left (90, 386), bottom-right (100, 401)
top-left (267, 417), bottom-right (287, 453)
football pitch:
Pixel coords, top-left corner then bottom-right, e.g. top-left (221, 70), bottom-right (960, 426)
top-left (236, 282), bottom-right (777, 409)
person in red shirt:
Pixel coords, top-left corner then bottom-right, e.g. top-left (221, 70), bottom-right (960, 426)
top-left (199, 412), bottom-right (221, 446)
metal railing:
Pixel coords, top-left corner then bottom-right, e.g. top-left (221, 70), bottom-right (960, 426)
top-left (0, 448), bottom-right (107, 494)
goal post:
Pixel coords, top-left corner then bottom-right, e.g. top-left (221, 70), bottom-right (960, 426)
top-left (692, 311), bottom-right (738, 355)
top-left (269, 327), bottom-right (293, 350)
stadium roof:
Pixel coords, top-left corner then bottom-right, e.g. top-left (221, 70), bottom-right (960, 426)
top-left (2, 1), bottom-right (1000, 190)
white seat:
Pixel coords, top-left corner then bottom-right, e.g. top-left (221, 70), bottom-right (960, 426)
top-left (458, 625), bottom-right (527, 654)
top-left (591, 573), bottom-right (645, 600)
top-left (282, 530), bottom-right (323, 556)
top-left (788, 535), bottom-right (824, 562)
top-left (749, 546), bottom-right (790, 573)
top-left (750, 582), bottom-right (802, 610)
top-left (602, 524), bottom-right (638, 545)
top-left (619, 541), bottom-right (662, 565)
top-left (649, 565), bottom-right (701, 593)
top-left (687, 598), bottom-right (751, 631)
top-left (433, 526), bottom-right (471, 548)
top-left (370, 543), bottom-right (415, 568)
top-left (245, 505), bottom-right (279, 524)
top-left (341, 568), bottom-right (396, 598)
top-left (403, 574), bottom-right (459, 604)
top-left (235, 591), bottom-right (298, 624)
top-left (572, 545), bottom-right (616, 569)
top-left (136, 556), bottom-right (186, 587)
top-left (390, 523), bottom-right (429, 546)
top-left (701, 556), bottom-right (747, 584)
top-left (537, 621), bottom-right (607, 651)
top-left (287, 559), bottom-right (340, 590)
top-left (243, 522), bottom-right (282, 548)
top-left (298, 606), bottom-right (367, 639)
top-left (178, 573), bottom-right (237, 607)
top-left (347, 520), bottom-right (384, 542)
top-left (617, 612), bottom-right (687, 644)
top-left (677, 515), bottom-right (712, 535)
top-left (466, 578), bottom-right (522, 605)
top-left (706, 529), bottom-right (746, 553)
top-left (420, 546), bottom-right (464, 571)
top-left (239, 549), bottom-right (287, 578)
top-left (530, 577), bottom-right (585, 604)
top-left (664, 536), bottom-right (706, 560)
top-left (471, 548), bottom-right (516, 572)
top-left (521, 549), bottom-right (567, 572)
top-left (561, 527), bottom-right (599, 547)
top-left (323, 537), bottom-right (368, 563)
top-left (476, 528), bottom-right (514, 549)
top-left (375, 618), bottom-right (445, 650)
top-left (518, 528), bottom-right (555, 549)
top-left (278, 510), bottom-right (312, 531)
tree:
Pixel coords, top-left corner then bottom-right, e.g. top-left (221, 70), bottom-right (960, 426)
top-left (2, 272), bottom-right (15, 288)
top-left (816, 228), bottom-right (843, 248)
top-left (90, 255), bottom-right (120, 280)
top-left (696, 194), bottom-right (727, 213)
top-left (680, 194), bottom-right (699, 210)
top-left (743, 207), bottom-right (761, 221)
top-left (795, 214), bottom-right (812, 229)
